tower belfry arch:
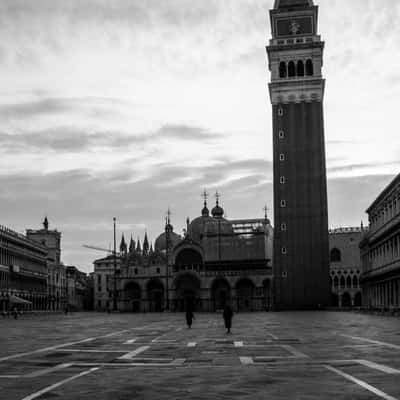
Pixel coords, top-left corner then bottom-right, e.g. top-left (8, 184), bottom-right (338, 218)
top-left (267, 0), bottom-right (329, 309)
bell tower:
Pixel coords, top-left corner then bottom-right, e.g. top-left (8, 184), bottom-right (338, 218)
top-left (267, 0), bottom-right (329, 309)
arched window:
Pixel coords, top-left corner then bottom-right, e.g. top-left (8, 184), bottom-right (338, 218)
top-left (288, 61), bottom-right (296, 77)
top-left (340, 276), bottom-right (345, 289)
top-left (306, 59), bottom-right (314, 76)
top-left (330, 248), bottom-right (341, 262)
top-left (352, 275), bottom-right (358, 288)
top-left (297, 60), bottom-right (304, 77)
top-left (279, 62), bottom-right (287, 78)
top-left (334, 276), bottom-right (339, 289)
top-left (346, 276), bottom-right (352, 289)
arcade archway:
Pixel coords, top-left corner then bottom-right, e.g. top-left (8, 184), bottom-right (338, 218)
top-left (236, 278), bottom-right (255, 311)
top-left (174, 273), bottom-right (201, 312)
top-left (211, 278), bottom-right (231, 311)
top-left (342, 292), bottom-right (352, 308)
top-left (147, 279), bottom-right (164, 312)
top-left (124, 281), bottom-right (141, 312)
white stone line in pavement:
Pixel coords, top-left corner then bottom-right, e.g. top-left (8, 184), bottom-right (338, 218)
top-left (356, 360), bottom-right (400, 375)
top-left (25, 363), bottom-right (73, 378)
top-left (0, 329), bottom-right (130, 362)
top-left (119, 346), bottom-right (150, 360)
top-left (266, 333), bottom-right (279, 340)
top-left (280, 344), bottom-right (310, 359)
top-left (21, 367), bottom-right (100, 400)
top-left (240, 357), bottom-right (254, 365)
top-left (0, 375), bottom-right (20, 378)
top-left (73, 360), bottom-right (186, 367)
top-left (324, 365), bottom-right (399, 400)
top-left (341, 335), bottom-right (400, 350)
top-left (124, 338), bottom-right (138, 344)
top-left (58, 349), bottom-right (126, 353)
top-left (234, 341), bottom-right (244, 347)
top-left (187, 342), bottom-right (197, 347)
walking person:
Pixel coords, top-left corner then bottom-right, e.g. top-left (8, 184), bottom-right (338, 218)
top-left (185, 308), bottom-right (194, 329)
top-left (223, 304), bottom-right (233, 334)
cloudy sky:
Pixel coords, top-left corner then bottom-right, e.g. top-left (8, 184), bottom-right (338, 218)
top-left (1, 0), bottom-right (399, 272)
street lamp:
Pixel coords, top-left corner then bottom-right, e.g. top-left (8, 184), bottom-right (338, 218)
top-left (113, 217), bottom-right (118, 311)
top-left (165, 210), bottom-right (171, 311)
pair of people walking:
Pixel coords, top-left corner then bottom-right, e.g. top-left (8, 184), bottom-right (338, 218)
top-left (185, 305), bottom-right (233, 334)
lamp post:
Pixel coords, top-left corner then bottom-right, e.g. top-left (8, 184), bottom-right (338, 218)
top-left (165, 210), bottom-right (171, 311)
top-left (113, 217), bottom-right (118, 311)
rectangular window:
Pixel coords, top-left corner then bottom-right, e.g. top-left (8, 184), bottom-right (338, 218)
top-left (280, 200), bottom-right (286, 208)
top-left (280, 176), bottom-right (286, 184)
top-left (279, 130), bottom-right (285, 139)
top-left (278, 108), bottom-right (283, 116)
top-left (279, 154), bottom-right (285, 161)
top-left (282, 247), bottom-right (287, 255)
top-left (281, 223), bottom-right (287, 231)
top-left (157, 268), bottom-right (160, 274)
top-left (134, 268), bottom-right (138, 275)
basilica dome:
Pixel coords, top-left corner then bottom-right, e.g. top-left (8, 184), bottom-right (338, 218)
top-left (203, 217), bottom-right (234, 236)
top-left (188, 215), bottom-right (214, 243)
top-left (154, 229), bottom-right (181, 252)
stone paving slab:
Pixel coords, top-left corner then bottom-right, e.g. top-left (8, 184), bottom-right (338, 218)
top-left (0, 312), bottom-right (399, 399)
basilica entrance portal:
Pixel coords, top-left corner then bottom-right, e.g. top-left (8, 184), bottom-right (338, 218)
top-left (211, 278), bottom-right (231, 311)
top-left (124, 282), bottom-right (141, 312)
top-left (147, 279), bottom-right (164, 312)
top-left (173, 273), bottom-right (201, 312)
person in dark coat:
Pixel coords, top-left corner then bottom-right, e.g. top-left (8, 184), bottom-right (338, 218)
top-left (185, 308), bottom-right (194, 328)
top-left (223, 305), bottom-right (233, 334)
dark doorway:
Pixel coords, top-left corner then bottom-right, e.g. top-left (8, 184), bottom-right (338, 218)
top-left (236, 278), bottom-right (255, 311)
top-left (212, 278), bottom-right (231, 311)
top-left (147, 279), bottom-right (164, 312)
top-left (263, 279), bottom-right (271, 311)
top-left (174, 273), bottom-right (201, 312)
top-left (125, 282), bottom-right (141, 312)
top-left (331, 292), bottom-right (339, 307)
top-left (354, 292), bottom-right (362, 307)
top-left (342, 292), bottom-right (352, 308)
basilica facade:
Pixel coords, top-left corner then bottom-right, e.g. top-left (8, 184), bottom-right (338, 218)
top-left (106, 198), bottom-right (273, 313)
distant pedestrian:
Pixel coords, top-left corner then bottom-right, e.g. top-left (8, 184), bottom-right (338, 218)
top-left (64, 305), bottom-right (69, 315)
top-left (12, 306), bottom-right (18, 319)
top-left (223, 305), bottom-right (233, 334)
top-left (185, 308), bottom-right (194, 329)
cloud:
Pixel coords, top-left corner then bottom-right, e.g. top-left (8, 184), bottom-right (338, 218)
top-left (328, 162), bottom-right (400, 175)
top-left (0, 123), bottom-right (225, 154)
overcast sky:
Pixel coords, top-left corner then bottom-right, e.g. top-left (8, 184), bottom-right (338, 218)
top-left (1, 0), bottom-right (399, 273)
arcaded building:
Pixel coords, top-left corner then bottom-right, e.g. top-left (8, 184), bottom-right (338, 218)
top-left (0, 224), bottom-right (48, 311)
top-left (329, 228), bottom-right (362, 308)
top-left (109, 198), bottom-right (273, 313)
top-left (360, 174), bottom-right (400, 311)
top-left (267, 0), bottom-right (330, 309)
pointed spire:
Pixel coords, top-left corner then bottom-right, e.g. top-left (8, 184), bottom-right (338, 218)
top-left (129, 235), bottom-right (135, 254)
top-left (143, 231), bottom-right (149, 256)
top-left (136, 236), bottom-right (142, 254)
top-left (43, 216), bottom-right (49, 231)
top-left (149, 243), bottom-right (154, 254)
top-left (120, 233), bottom-right (127, 254)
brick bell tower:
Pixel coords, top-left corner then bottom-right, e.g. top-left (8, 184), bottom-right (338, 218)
top-left (267, 0), bottom-right (330, 309)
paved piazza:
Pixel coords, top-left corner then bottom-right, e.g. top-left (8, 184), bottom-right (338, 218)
top-left (0, 312), bottom-right (399, 399)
